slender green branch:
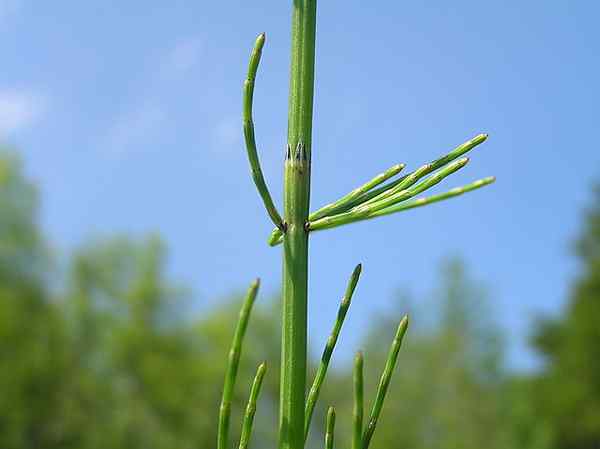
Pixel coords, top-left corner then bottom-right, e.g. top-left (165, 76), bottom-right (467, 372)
top-left (268, 164), bottom-right (405, 245)
top-left (368, 176), bottom-right (496, 219)
top-left (310, 165), bottom-right (405, 220)
top-left (308, 175), bottom-right (494, 233)
top-left (305, 264), bottom-right (362, 440)
top-left (238, 362), bottom-right (268, 449)
top-left (307, 158), bottom-right (469, 232)
top-left (344, 133), bottom-right (488, 210)
top-left (243, 33), bottom-right (284, 230)
top-left (359, 157), bottom-right (469, 209)
top-left (325, 407), bottom-right (336, 449)
top-left (353, 352), bottom-right (364, 449)
top-left (218, 280), bottom-right (261, 449)
top-left (280, 1), bottom-right (318, 449)
top-left (362, 316), bottom-right (409, 449)
top-left (269, 133), bottom-right (487, 246)
top-left (359, 164), bottom-right (435, 208)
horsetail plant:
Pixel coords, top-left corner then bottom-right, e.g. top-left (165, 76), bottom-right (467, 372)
top-left (217, 2), bottom-right (495, 449)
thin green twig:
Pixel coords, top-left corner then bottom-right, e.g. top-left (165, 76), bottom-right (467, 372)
top-left (217, 279), bottom-right (260, 449)
top-left (353, 351), bottom-right (364, 449)
top-left (243, 33), bottom-right (284, 230)
top-left (325, 407), bottom-right (336, 449)
top-left (308, 158), bottom-right (470, 232)
top-left (358, 157), bottom-right (469, 211)
top-left (308, 175), bottom-right (494, 233)
top-left (305, 263), bottom-right (362, 440)
top-left (238, 362), bottom-right (268, 449)
top-left (268, 164), bottom-right (405, 245)
top-left (368, 176), bottom-right (496, 219)
top-left (268, 133), bottom-right (488, 246)
top-left (344, 133), bottom-right (488, 210)
top-left (362, 316), bottom-right (409, 449)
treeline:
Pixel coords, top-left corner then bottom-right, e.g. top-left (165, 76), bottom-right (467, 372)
top-left (0, 152), bottom-right (598, 449)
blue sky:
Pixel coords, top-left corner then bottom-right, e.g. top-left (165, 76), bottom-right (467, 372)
top-left (1, 0), bottom-right (599, 370)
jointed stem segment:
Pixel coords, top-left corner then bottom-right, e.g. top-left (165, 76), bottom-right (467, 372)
top-left (243, 33), bottom-right (285, 231)
top-left (353, 352), bottom-right (364, 449)
top-left (325, 407), bottom-right (336, 449)
top-left (362, 316), bottom-right (409, 449)
top-left (280, 2), bottom-right (318, 449)
top-left (269, 163), bottom-right (405, 245)
top-left (238, 362), bottom-right (268, 449)
top-left (218, 280), bottom-right (260, 449)
top-left (305, 264), bottom-right (362, 440)
top-left (268, 133), bottom-right (492, 246)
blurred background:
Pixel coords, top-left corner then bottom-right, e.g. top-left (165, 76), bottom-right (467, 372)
top-left (1, 1), bottom-right (599, 448)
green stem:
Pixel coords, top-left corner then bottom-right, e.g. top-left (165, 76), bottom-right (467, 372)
top-left (305, 264), bottom-right (362, 440)
top-left (308, 176), bottom-right (494, 233)
top-left (243, 34), bottom-right (284, 230)
top-left (268, 133), bottom-right (488, 246)
top-left (238, 362), bottom-right (268, 449)
top-left (308, 158), bottom-right (469, 232)
top-left (280, 1), bottom-right (317, 449)
top-left (352, 352), bottom-right (364, 449)
top-left (269, 164), bottom-right (404, 245)
top-left (347, 133), bottom-right (488, 210)
top-left (362, 316), bottom-right (409, 449)
top-left (325, 407), bottom-right (336, 449)
top-left (218, 280), bottom-right (260, 449)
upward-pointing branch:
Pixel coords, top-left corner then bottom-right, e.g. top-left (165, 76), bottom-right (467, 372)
top-left (243, 33), bottom-right (284, 231)
top-left (304, 263), bottom-right (362, 440)
top-left (217, 280), bottom-right (260, 449)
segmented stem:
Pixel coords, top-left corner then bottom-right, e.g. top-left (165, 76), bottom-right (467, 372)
top-left (269, 133), bottom-right (488, 246)
top-left (353, 352), bottom-right (364, 449)
top-left (243, 33), bottom-right (284, 230)
top-left (269, 164), bottom-right (405, 245)
top-left (305, 264), bottom-right (362, 440)
top-left (362, 316), bottom-right (409, 449)
top-left (218, 280), bottom-right (260, 449)
top-left (238, 362), bottom-right (268, 449)
top-left (280, 1), bottom-right (318, 449)
top-left (325, 407), bottom-right (336, 449)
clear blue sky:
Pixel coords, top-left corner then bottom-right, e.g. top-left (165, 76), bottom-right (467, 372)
top-left (1, 0), bottom-right (598, 370)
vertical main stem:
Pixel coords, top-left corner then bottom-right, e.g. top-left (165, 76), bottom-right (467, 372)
top-left (280, 1), bottom-right (317, 449)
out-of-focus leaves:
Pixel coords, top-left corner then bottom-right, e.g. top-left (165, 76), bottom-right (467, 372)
top-left (531, 186), bottom-right (600, 449)
top-left (1, 149), bottom-right (597, 449)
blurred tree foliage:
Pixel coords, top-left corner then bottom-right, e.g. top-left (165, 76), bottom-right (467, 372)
top-left (531, 186), bottom-right (600, 449)
top-left (327, 259), bottom-right (550, 449)
top-left (0, 150), bottom-right (597, 449)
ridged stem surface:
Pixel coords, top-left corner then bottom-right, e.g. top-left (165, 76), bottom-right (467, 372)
top-left (280, 1), bottom-right (317, 449)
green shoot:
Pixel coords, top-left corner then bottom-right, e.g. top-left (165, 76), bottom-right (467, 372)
top-left (243, 33), bottom-right (284, 230)
top-left (353, 352), bottom-right (364, 449)
top-left (217, 279), bottom-right (260, 449)
top-left (325, 407), bottom-right (336, 449)
top-left (362, 316), bottom-right (409, 449)
top-left (305, 264), bottom-right (362, 440)
top-left (238, 362), bottom-right (268, 449)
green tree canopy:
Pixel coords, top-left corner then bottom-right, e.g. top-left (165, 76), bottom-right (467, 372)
top-left (532, 186), bottom-right (600, 449)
